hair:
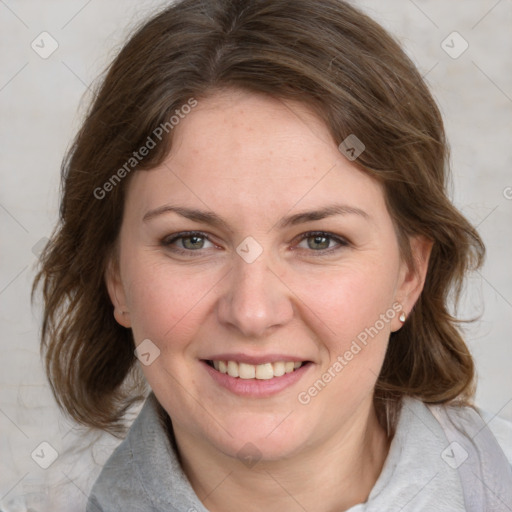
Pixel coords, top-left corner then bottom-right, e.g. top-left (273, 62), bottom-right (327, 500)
top-left (33, 0), bottom-right (485, 437)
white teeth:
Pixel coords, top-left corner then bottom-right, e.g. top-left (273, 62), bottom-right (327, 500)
top-left (239, 362), bottom-right (255, 379)
top-left (227, 360), bottom-right (239, 377)
top-left (210, 360), bottom-right (305, 379)
top-left (255, 363), bottom-right (274, 380)
top-left (272, 361), bottom-right (285, 377)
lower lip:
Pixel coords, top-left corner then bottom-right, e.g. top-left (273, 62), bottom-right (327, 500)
top-left (201, 361), bottom-right (312, 398)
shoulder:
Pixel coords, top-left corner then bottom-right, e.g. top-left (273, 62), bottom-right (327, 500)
top-left (436, 400), bottom-right (512, 465)
top-left (425, 398), bottom-right (512, 509)
top-left (86, 395), bottom-right (161, 512)
top-left (426, 398), bottom-right (512, 465)
top-left (86, 393), bottom-right (202, 512)
top-left (477, 406), bottom-right (512, 467)
top-left (87, 436), bottom-right (145, 512)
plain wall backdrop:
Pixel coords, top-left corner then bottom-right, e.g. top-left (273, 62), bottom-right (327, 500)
top-left (1, 0), bottom-right (511, 510)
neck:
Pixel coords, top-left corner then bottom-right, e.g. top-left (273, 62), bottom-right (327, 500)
top-left (172, 400), bottom-right (391, 512)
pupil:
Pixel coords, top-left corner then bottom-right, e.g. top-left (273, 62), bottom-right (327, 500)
top-left (184, 235), bottom-right (203, 249)
top-left (309, 235), bottom-right (329, 250)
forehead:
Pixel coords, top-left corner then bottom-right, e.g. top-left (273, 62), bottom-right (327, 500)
top-left (168, 89), bottom-right (336, 175)
top-left (124, 89), bottom-right (387, 224)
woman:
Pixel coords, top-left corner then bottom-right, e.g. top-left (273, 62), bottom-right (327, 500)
top-left (33, 0), bottom-right (512, 510)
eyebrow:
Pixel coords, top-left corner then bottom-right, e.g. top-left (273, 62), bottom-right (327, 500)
top-left (276, 204), bottom-right (369, 229)
top-left (142, 203), bottom-right (370, 230)
top-left (143, 205), bottom-right (234, 232)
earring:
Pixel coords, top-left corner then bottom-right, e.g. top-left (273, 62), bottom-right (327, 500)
top-left (399, 311), bottom-right (406, 323)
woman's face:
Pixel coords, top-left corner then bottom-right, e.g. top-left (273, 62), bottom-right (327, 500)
top-left (108, 89), bottom-right (428, 461)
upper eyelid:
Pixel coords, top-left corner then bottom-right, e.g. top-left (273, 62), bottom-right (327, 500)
top-left (297, 231), bottom-right (348, 242)
top-left (162, 231), bottom-right (214, 245)
top-left (162, 230), bottom-right (349, 249)
top-left (295, 231), bottom-right (349, 250)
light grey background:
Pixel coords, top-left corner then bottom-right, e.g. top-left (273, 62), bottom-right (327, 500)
top-left (1, 0), bottom-right (511, 510)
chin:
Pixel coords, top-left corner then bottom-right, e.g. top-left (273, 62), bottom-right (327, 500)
top-left (205, 413), bottom-right (308, 463)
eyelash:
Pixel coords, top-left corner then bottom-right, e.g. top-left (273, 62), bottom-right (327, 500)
top-left (160, 231), bottom-right (350, 257)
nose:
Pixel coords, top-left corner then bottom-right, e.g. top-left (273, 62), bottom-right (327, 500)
top-left (216, 250), bottom-right (294, 339)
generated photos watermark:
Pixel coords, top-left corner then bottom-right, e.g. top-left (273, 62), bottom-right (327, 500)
top-left (93, 97), bottom-right (198, 200)
top-left (297, 302), bottom-right (403, 405)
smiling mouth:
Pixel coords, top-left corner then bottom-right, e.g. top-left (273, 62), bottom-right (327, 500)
top-left (204, 360), bottom-right (311, 380)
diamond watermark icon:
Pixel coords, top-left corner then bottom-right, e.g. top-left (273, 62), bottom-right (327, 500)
top-left (441, 31), bottom-right (469, 59)
top-left (31, 32), bottom-right (59, 59)
top-left (338, 134), bottom-right (365, 161)
top-left (236, 236), bottom-right (263, 264)
top-left (135, 338), bottom-right (161, 366)
top-left (441, 441), bottom-right (468, 469)
top-left (31, 441), bottom-right (59, 469)
top-left (32, 237), bottom-right (49, 258)
top-left (237, 442), bottom-right (262, 468)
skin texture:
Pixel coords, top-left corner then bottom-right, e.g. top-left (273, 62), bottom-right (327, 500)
top-left (107, 89), bottom-right (432, 512)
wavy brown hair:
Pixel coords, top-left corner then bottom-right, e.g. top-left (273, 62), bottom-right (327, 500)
top-left (33, 0), bottom-right (485, 437)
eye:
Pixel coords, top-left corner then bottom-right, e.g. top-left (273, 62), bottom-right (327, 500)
top-left (161, 231), bottom-right (216, 254)
top-left (295, 231), bottom-right (349, 254)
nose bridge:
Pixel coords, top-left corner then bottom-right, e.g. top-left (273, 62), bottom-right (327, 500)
top-left (217, 247), bottom-right (293, 338)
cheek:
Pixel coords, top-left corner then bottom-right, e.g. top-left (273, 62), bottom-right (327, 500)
top-left (299, 261), bottom-right (398, 343)
top-left (296, 267), bottom-right (397, 409)
top-left (123, 256), bottom-right (223, 346)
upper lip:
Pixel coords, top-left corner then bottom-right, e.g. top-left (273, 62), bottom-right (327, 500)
top-left (202, 353), bottom-right (310, 365)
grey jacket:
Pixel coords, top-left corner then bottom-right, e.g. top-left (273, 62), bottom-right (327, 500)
top-left (87, 393), bottom-right (512, 512)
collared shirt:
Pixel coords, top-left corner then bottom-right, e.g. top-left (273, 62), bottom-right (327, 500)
top-left (87, 393), bottom-right (512, 512)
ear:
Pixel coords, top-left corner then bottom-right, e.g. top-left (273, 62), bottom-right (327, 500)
top-left (392, 235), bottom-right (433, 332)
top-left (105, 255), bottom-right (132, 328)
